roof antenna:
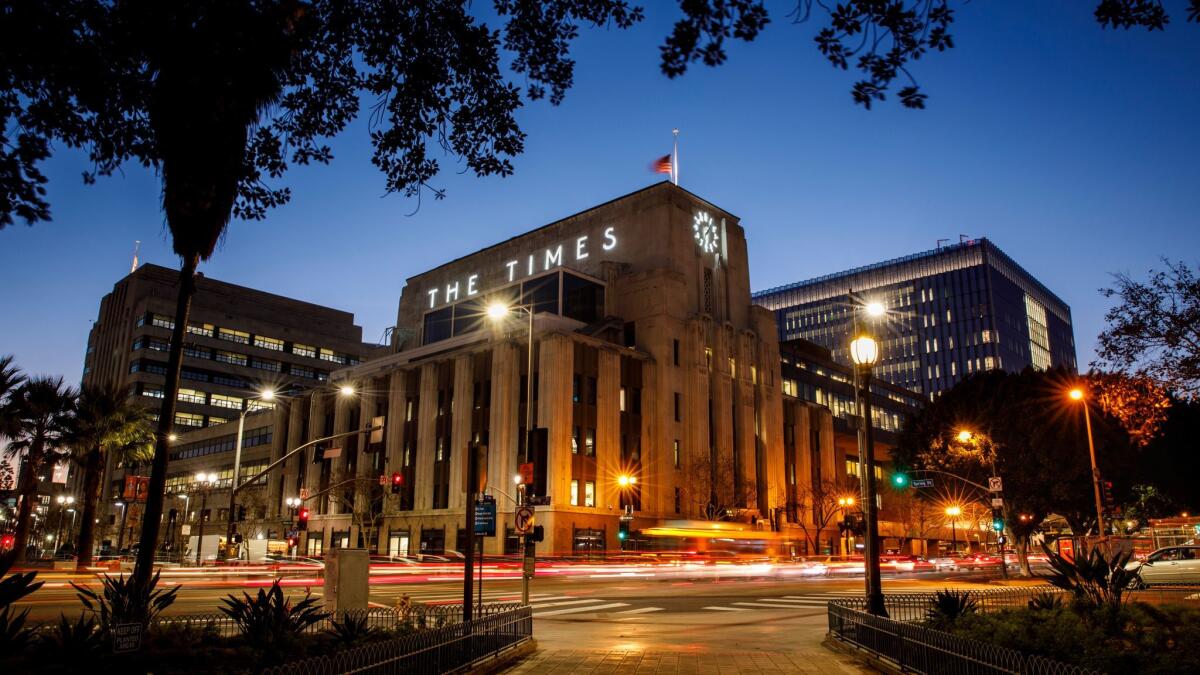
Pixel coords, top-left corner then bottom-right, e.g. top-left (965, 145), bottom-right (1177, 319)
top-left (130, 240), bottom-right (141, 273)
top-left (959, 234), bottom-right (971, 244)
top-left (936, 238), bottom-right (950, 249)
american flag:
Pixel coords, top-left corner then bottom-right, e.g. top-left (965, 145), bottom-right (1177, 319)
top-left (650, 154), bottom-right (672, 175)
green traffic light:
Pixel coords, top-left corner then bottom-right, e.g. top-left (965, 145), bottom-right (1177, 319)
top-left (617, 531), bottom-right (627, 540)
top-left (892, 473), bottom-right (909, 487)
top-left (992, 519), bottom-right (1004, 532)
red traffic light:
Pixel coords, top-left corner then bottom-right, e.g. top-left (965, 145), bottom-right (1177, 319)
top-left (298, 507), bottom-right (309, 520)
top-left (0, 534), bottom-right (14, 550)
top-left (392, 472), bottom-right (403, 485)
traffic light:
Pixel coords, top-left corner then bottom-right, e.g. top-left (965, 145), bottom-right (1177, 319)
top-left (236, 505), bottom-right (246, 521)
top-left (892, 472), bottom-right (909, 488)
top-left (530, 525), bottom-right (545, 543)
top-left (991, 508), bottom-right (1004, 532)
top-left (232, 532), bottom-right (243, 545)
top-left (297, 507), bottom-right (310, 531)
top-left (617, 520), bottom-right (629, 541)
top-left (391, 472), bottom-right (403, 494)
top-left (0, 533), bottom-right (13, 550)
top-left (1102, 480), bottom-right (1115, 506)
top-left (286, 536), bottom-right (297, 548)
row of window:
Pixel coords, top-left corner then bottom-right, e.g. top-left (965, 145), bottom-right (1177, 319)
top-left (140, 383), bottom-right (277, 414)
top-left (137, 313), bottom-right (359, 365)
top-left (130, 357), bottom-right (327, 388)
top-left (170, 427), bottom-right (272, 461)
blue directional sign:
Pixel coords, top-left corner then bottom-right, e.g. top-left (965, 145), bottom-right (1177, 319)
top-left (474, 498), bottom-right (496, 537)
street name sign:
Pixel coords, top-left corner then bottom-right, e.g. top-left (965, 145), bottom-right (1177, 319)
top-left (912, 478), bottom-right (935, 488)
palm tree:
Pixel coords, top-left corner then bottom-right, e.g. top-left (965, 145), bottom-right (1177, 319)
top-left (0, 356), bottom-right (25, 501)
top-left (4, 377), bottom-right (75, 564)
top-left (67, 385), bottom-right (155, 569)
top-left (130, 3), bottom-right (303, 588)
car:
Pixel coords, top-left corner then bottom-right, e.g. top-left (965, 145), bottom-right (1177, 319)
top-left (1127, 545), bottom-right (1200, 586)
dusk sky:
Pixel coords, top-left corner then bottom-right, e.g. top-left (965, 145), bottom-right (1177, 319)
top-left (2, 2), bottom-right (1197, 381)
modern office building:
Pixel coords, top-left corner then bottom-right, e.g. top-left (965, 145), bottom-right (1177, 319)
top-left (82, 263), bottom-right (381, 549)
top-left (753, 239), bottom-right (1077, 399)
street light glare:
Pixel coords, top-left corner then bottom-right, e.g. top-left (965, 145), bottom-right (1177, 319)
top-left (956, 429), bottom-right (973, 443)
top-left (1069, 388), bottom-right (1084, 401)
top-left (849, 335), bottom-right (879, 367)
top-left (487, 302), bottom-right (511, 320)
top-left (260, 389), bottom-right (276, 401)
top-left (946, 505), bottom-right (962, 517)
top-left (865, 301), bottom-right (885, 317)
top-left (168, 433), bottom-right (178, 442)
top-left (339, 384), bottom-right (355, 396)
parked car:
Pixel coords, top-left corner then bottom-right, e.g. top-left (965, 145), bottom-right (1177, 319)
top-left (1127, 545), bottom-right (1200, 586)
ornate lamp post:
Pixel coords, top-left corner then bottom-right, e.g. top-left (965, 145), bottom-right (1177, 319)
top-left (193, 472), bottom-right (218, 566)
top-left (849, 332), bottom-right (887, 616)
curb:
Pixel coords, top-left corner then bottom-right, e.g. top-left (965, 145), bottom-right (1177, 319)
top-left (821, 634), bottom-right (895, 674)
top-left (464, 637), bottom-right (537, 674)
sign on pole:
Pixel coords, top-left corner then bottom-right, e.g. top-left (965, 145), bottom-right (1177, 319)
top-left (988, 476), bottom-right (1003, 493)
top-left (514, 506), bottom-right (534, 535)
top-left (112, 623), bottom-right (143, 653)
top-left (299, 488), bottom-right (309, 500)
top-left (518, 462), bottom-right (534, 485)
top-left (991, 497), bottom-right (1004, 508)
top-left (912, 478), bottom-right (934, 488)
top-left (475, 498), bottom-right (497, 537)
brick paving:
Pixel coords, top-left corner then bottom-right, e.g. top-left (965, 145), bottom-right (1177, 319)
top-left (501, 648), bottom-right (869, 674)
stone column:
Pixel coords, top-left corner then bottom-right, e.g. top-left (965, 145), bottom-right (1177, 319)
top-left (449, 354), bottom-right (473, 509)
top-left (539, 333), bottom-right (574, 551)
top-left (328, 390), bottom-right (353, 515)
top-left (384, 371), bottom-right (407, 516)
top-left (595, 349), bottom-right (621, 514)
top-left (303, 393), bottom-right (326, 511)
top-left (353, 380), bottom-right (376, 522)
top-left (266, 403), bottom-right (289, 518)
top-left (488, 342), bottom-right (519, 554)
top-left (414, 363), bottom-right (438, 510)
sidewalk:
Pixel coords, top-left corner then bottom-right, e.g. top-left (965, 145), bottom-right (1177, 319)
top-left (500, 647), bottom-right (869, 674)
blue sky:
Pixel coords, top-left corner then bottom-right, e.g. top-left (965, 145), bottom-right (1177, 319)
top-left (2, 2), bottom-right (1197, 380)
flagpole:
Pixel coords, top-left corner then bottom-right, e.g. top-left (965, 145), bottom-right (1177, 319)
top-left (672, 129), bottom-right (679, 186)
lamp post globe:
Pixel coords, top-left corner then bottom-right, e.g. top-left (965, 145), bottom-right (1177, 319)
top-left (849, 335), bottom-right (879, 367)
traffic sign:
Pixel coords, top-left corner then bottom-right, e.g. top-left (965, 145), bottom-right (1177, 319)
top-left (474, 499), bottom-right (496, 537)
top-left (991, 498), bottom-right (1004, 508)
top-left (518, 462), bottom-right (534, 485)
top-left (112, 623), bottom-right (143, 654)
top-left (514, 506), bottom-right (535, 534)
top-left (299, 488), bottom-right (309, 500)
top-left (988, 476), bottom-right (1003, 493)
top-left (912, 478), bottom-right (935, 488)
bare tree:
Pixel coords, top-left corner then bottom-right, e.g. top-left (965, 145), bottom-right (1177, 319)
top-left (888, 490), bottom-right (942, 556)
top-left (329, 472), bottom-right (386, 553)
top-left (793, 479), bottom-right (854, 557)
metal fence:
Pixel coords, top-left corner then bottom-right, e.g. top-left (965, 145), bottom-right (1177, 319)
top-left (829, 584), bottom-right (1200, 674)
top-left (262, 605), bottom-right (533, 675)
top-left (827, 602), bottom-right (1096, 675)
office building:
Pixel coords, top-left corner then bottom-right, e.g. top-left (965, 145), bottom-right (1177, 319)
top-left (82, 263), bottom-right (381, 549)
top-left (753, 239), bottom-right (1076, 398)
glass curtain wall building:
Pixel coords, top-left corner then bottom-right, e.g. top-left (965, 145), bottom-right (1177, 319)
top-left (753, 239), bottom-right (1076, 399)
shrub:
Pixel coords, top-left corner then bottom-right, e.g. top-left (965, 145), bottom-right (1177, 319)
top-left (39, 613), bottom-right (104, 653)
top-left (1027, 591), bottom-right (1064, 611)
top-left (925, 589), bottom-right (978, 628)
top-left (1040, 542), bottom-right (1137, 615)
top-left (73, 570), bottom-right (180, 632)
top-left (327, 612), bottom-right (382, 647)
top-left (0, 550), bottom-right (43, 651)
top-left (219, 580), bottom-right (328, 664)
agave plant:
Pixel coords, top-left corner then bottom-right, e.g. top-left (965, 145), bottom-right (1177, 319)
top-left (925, 589), bottom-right (978, 627)
top-left (1039, 542), bottom-right (1137, 611)
top-left (1027, 591), bottom-right (1065, 611)
top-left (0, 550), bottom-right (44, 651)
top-left (72, 570), bottom-right (180, 631)
top-left (39, 613), bottom-right (104, 653)
top-left (220, 580), bottom-right (329, 655)
top-left (327, 611), bottom-right (381, 646)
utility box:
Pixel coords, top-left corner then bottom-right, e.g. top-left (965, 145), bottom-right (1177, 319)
top-left (324, 548), bottom-right (369, 614)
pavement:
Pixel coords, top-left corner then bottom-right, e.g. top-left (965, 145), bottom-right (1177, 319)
top-left (502, 648), bottom-right (868, 674)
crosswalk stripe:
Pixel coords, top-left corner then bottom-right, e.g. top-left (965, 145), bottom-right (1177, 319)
top-left (752, 598), bottom-right (828, 605)
top-left (703, 606), bottom-right (747, 612)
top-left (529, 599), bottom-right (603, 609)
top-left (731, 602), bottom-right (809, 609)
top-left (614, 607), bottom-right (664, 615)
top-left (533, 602), bottom-right (629, 617)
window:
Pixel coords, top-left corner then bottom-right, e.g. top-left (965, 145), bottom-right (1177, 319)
top-left (571, 427), bottom-right (580, 454)
top-left (751, 365), bottom-right (758, 384)
top-left (289, 365), bottom-right (315, 379)
top-left (254, 335), bottom-right (284, 351)
top-left (705, 347), bottom-right (713, 370)
top-left (584, 481), bottom-right (595, 507)
top-left (218, 328), bottom-right (250, 344)
top-left (175, 412), bottom-right (204, 427)
top-left (782, 378), bottom-right (797, 397)
top-left (673, 339), bottom-right (680, 366)
top-left (141, 385), bottom-right (163, 399)
top-left (674, 487), bottom-right (681, 514)
top-left (215, 350), bottom-right (247, 366)
top-left (292, 343), bottom-right (316, 358)
top-left (251, 358), bottom-right (281, 373)
top-left (187, 323), bottom-right (214, 338)
top-left (177, 388), bottom-right (206, 405)
top-left (570, 480), bottom-right (579, 506)
top-left (585, 428), bottom-right (595, 456)
top-left (728, 358), bottom-right (736, 378)
top-left (674, 392), bottom-right (681, 421)
top-left (210, 393), bottom-right (243, 410)
top-left (207, 416), bottom-right (228, 426)
top-left (673, 439), bottom-right (680, 469)
top-left (151, 314), bottom-right (175, 330)
top-left (181, 369), bottom-right (208, 382)
top-left (212, 374), bottom-right (246, 388)
top-left (619, 387), bottom-right (627, 412)
top-left (319, 348), bottom-right (346, 364)
top-left (183, 345), bottom-right (210, 359)
top-left (572, 375), bottom-right (581, 403)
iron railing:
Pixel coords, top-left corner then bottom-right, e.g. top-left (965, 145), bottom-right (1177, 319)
top-left (262, 605), bottom-right (533, 675)
top-left (828, 602), bottom-right (1096, 675)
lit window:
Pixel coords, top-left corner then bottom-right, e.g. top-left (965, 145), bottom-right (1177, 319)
top-left (210, 394), bottom-right (243, 410)
top-left (320, 348), bottom-right (346, 364)
top-left (673, 440), bottom-right (680, 469)
top-left (187, 323), bottom-right (214, 338)
top-left (570, 480), bottom-right (579, 506)
top-left (151, 314), bottom-right (175, 330)
top-left (174, 412), bottom-right (204, 427)
top-left (729, 358), bottom-right (736, 378)
top-left (585, 481), bottom-right (595, 507)
top-left (619, 387), bottom-right (627, 412)
top-left (705, 347), bottom-right (713, 369)
top-left (218, 328), bottom-right (250, 344)
top-left (293, 343), bottom-right (316, 358)
top-left (141, 385), bottom-right (163, 399)
top-left (177, 388), bottom-right (206, 405)
top-left (782, 378), bottom-right (797, 397)
top-left (254, 335), bottom-right (284, 351)
top-left (206, 417), bottom-right (228, 426)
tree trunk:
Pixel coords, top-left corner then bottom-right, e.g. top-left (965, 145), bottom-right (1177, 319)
top-left (1015, 535), bottom-right (1033, 577)
top-left (132, 253), bottom-right (198, 590)
top-left (76, 444), bottom-right (104, 570)
top-left (12, 450), bottom-right (40, 564)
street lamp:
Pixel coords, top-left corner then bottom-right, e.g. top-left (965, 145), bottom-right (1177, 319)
top-left (114, 500), bottom-right (129, 555)
top-left (848, 331), bottom-right (886, 616)
top-left (956, 429), bottom-right (973, 443)
top-left (1068, 386), bottom-right (1106, 539)
top-left (837, 496), bottom-right (857, 556)
top-left (224, 388), bottom-right (279, 561)
top-left (945, 505), bottom-right (962, 553)
top-left (193, 472), bottom-right (218, 566)
top-left (487, 300), bottom-right (536, 605)
top-left (54, 495), bottom-right (75, 556)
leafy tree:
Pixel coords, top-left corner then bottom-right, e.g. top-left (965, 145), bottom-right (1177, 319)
top-left (1095, 259), bottom-right (1200, 400)
top-left (1118, 484), bottom-right (1177, 531)
top-left (1089, 371), bottom-right (1171, 447)
top-left (3, 377), bottom-right (75, 564)
top-left (896, 368), bottom-right (1136, 576)
top-left (65, 384), bottom-right (155, 569)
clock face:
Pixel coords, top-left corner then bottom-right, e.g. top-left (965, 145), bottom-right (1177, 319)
top-left (693, 211), bottom-right (719, 254)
